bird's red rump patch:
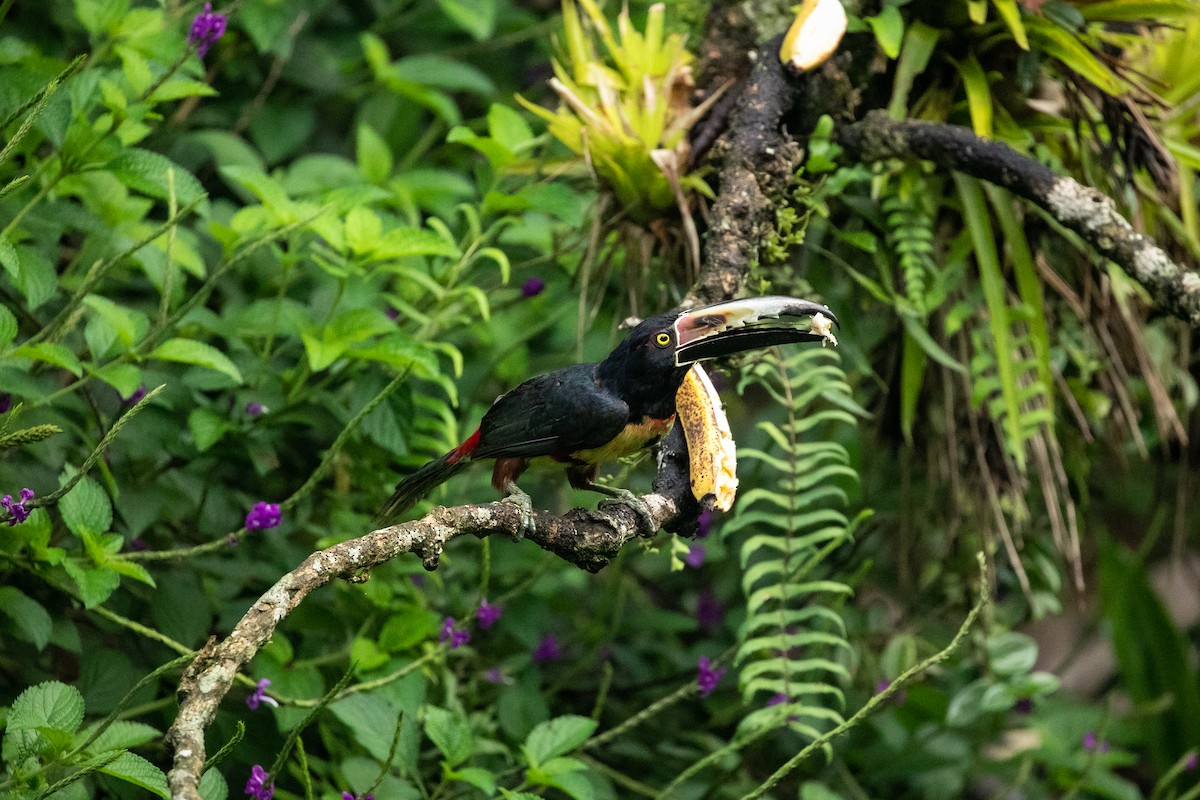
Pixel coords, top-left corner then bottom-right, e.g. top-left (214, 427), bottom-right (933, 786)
top-left (448, 428), bottom-right (481, 463)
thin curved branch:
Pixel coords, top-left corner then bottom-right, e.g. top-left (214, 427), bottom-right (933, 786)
top-left (837, 111), bottom-right (1200, 329)
top-left (165, 428), bottom-right (698, 800)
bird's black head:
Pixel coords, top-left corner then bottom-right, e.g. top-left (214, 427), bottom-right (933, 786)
top-left (596, 297), bottom-right (838, 418)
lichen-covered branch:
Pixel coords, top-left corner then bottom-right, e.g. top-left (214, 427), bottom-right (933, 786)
top-left (164, 428), bottom-right (697, 800)
top-left (837, 111), bottom-right (1200, 329)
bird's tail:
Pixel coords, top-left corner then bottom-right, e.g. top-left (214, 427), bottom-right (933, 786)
top-left (376, 429), bottom-right (482, 524)
top-left (375, 452), bottom-right (470, 524)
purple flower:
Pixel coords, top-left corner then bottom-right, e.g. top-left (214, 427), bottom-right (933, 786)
top-left (126, 537), bottom-right (149, 552)
top-left (386, 307), bottom-right (401, 320)
top-left (695, 509), bottom-right (714, 539)
top-left (188, 2), bottom-right (227, 58)
top-left (342, 793), bottom-right (374, 800)
top-left (683, 543), bottom-right (706, 568)
top-left (410, 573), bottom-right (425, 589)
top-left (2, 488), bottom-right (34, 526)
top-left (0, 394), bottom-right (11, 413)
top-left (245, 402), bottom-right (266, 417)
top-left (696, 656), bottom-right (725, 698)
top-left (521, 277), bottom-right (545, 298)
top-left (696, 590), bottom-right (725, 631)
top-left (121, 384), bottom-right (147, 404)
top-left (439, 617), bottom-right (470, 649)
top-left (244, 765), bottom-right (273, 800)
top-left (245, 501), bottom-right (281, 531)
top-left (476, 598), bottom-right (502, 629)
top-left (246, 678), bottom-right (278, 711)
top-left (1013, 698), bottom-right (1033, 714)
top-left (1083, 731), bottom-right (1098, 751)
top-left (532, 634), bottom-right (562, 664)
top-left (483, 667), bottom-right (506, 684)
top-left (1186, 752), bottom-right (1198, 771)
top-left (766, 692), bottom-right (789, 706)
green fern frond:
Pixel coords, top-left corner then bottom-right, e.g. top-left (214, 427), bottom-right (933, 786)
top-left (882, 171), bottom-right (937, 317)
top-left (731, 346), bottom-right (866, 739)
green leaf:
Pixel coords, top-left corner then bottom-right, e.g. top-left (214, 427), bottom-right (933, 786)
top-left (1025, 20), bottom-right (1123, 95)
top-left (107, 148), bottom-right (206, 207)
top-left (889, 21), bottom-right (941, 119)
top-left (527, 756), bottom-right (592, 800)
top-left (945, 679), bottom-right (987, 727)
top-left (99, 751), bottom-right (170, 798)
top-left (60, 475), bottom-right (114, 541)
top-left (199, 768), bottom-right (228, 800)
top-left (188, 408), bottom-right (232, 452)
top-left (487, 104), bottom-right (534, 152)
top-left (78, 720), bottom-right (161, 753)
top-left (63, 559), bottom-right (122, 608)
top-left (149, 78), bottom-right (219, 103)
top-left (434, 0), bottom-right (496, 40)
top-left (987, 632), bottom-right (1038, 676)
top-left (148, 338), bottom-right (243, 383)
top-left (954, 54), bottom-right (993, 138)
top-left (92, 363), bottom-right (143, 398)
top-left (866, 6), bottom-right (905, 59)
top-left (0, 303), bottom-right (16, 347)
top-left (372, 227), bottom-right (461, 259)
top-left (357, 123), bottom-right (394, 184)
top-left (899, 327), bottom-right (927, 447)
top-left (522, 715), bottom-right (597, 767)
top-left (447, 126), bottom-right (515, 170)
top-left (0, 587), bottom-right (54, 651)
top-left (902, 315), bottom-right (967, 375)
top-left (8, 681), bottom-right (86, 733)
top-left (345, 207), bottom-right (384, 255)
top-left (992, 0), bottom-right (1029, 49)
top-left (13, 342), bottom-right (83, 377)
top-left (1079, 0), bottom-right (1198, 21)
top-left (83, 295), bottom-right (146, 348)
top-left (0, 235), bottom-right (19, 281)
top-left (423, 706), bottom-right (473, 767)
top-left (447, 766), bottom-right (497, 795)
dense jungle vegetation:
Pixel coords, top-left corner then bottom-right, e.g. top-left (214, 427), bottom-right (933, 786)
top-left (1, 0), bottom-right (1199, 798)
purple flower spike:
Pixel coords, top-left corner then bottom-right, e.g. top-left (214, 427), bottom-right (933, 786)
top-left (521, 277), bottom-right (545, 298)
top-left (188, 2), bottom-right (227, 58)
top-left (766, 692), bottom-right (789, 707)
top-left (245, 402), bottom-right (266, 417)
top-left (2, 488), bottom-right (34, 525)
top-left (244, 765), bottom-right (274, 800)
top-left (0, 394), bottom-right (11, 413)
top-left (695, 509), bottom-right (714, 539)
top-left (246, 678), bottom-right (278, 711)
top-left (121, 384), bottom-right (147, 404)
top-left (439, 617), bottom-right (469, 649)
top-left (683, 543), bottom-right (706, 569)
top-left (245, 502), bottom-right (281, 531)
top-left (696, 656), bottom-right (725, 698)
top-left (1186, 752), bottom-right (1198, 771)
top-left (532, 634), bottom-right (562, 664)
top-left (483, 667), bottom-right (506, 684)
top-left (476, 598), bottom-right (502, 629)
top-left (1083, 731), bottom-right (1098, 751)
top-left (342, 793), bottom-right (374, 800)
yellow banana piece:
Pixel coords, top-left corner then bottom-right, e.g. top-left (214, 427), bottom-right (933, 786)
top-left (676, 364), bottom-right (738, 511)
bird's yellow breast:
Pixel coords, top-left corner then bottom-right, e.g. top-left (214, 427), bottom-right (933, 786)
top-left (571, 415), bottom-right (676, 464)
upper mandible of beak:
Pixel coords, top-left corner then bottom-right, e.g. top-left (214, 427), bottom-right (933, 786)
top-left (672, 296), bottom-right (839, 366)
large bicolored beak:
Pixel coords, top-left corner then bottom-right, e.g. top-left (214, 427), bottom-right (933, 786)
top-left (672, 296), bottom-right (838, 366)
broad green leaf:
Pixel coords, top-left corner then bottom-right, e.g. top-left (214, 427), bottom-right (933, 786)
top-left (13, 342), bottom-right (82, 376)
top-left (345, 207), bottom-right (384, 255)
top-left (487, 104), bottom-right (534, 152)
top-left (0, 235), bottom-right (18, 281)
top-left (526, 756), bottom-right (592, 800)
top-left (100, 751), bottom-right (170, 798)
top-left (373, 227), bottom-right (461, 259)
top-left (867, 6), bottom-right (905, 59)
top-left (0, 303), bottom-right (16, 347)
top-left (60, 475), bottom-right (113, 541)
top-left (148, 338), bottom-right (243, 383)
top-left (8, 681), bottom-right (85, 733)
top-left (199, 767), bottom-right (229, 800)
top-left (435, 0), bottom-right (496, 40)
top-left (1079, 0), bottom-right (1198, 20)
top-left (107, 148), bottom-right (206, 207)
top-left (79, 720), bottom-right (161, 753)
top-left (1025, 21), bottom-right (1123, 95)
top-left (149, 78), bottom-right (218, 103)
top-left (357, 123), bottom-right (393, 184)
top-left (92, 363), bottom-right (143, 398)
top-left (447, 126), bottom-right (515, 170)
top-left (83, 294), bottom-right (146, 348)
top-left (888, 21), bottom-right (940, 119)
top-left (63, 559), bottom-right (122, 608)
top-left (188, 408), bottom-right (232, 452)
top-left (522, 715), bottom-right (597, 767)
top-left (447, 766), bottom-right (496, 795)
top-left (903, 314), bottom-right (967, 374)
top-left (966, 0), bottom-right (988, 23)
top-left (0, 587), bottom-right (53, 651)
top-left (945, 679), bottom-right (988, 727)
top-left (987, 632), bottom-right (1038, 676)
top-left (424, 706), bottom-right (473, 767)
top-left (899, 327), bottom-right (927, 446)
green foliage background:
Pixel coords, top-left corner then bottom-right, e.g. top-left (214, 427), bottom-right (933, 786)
top-left (0, 0), bottom-right (1198, 799)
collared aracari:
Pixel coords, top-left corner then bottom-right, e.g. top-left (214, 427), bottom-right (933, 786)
top-left (378, 296), bottom-right (837, 529)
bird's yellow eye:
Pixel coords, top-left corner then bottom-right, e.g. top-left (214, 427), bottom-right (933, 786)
top-left (655, 332), bottom-right (671, 347)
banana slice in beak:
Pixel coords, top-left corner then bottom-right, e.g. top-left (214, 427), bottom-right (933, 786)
top-left (676, 364), bottom-right (738, 512)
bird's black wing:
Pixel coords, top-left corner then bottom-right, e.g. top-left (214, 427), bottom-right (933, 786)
top-left (471, 363), bottom-right (630, 460)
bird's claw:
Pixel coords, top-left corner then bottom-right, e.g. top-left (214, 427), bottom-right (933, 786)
top-left (599, 488), bottom-right (658, 537)
top-left (501, 485), bottom-right (536, 542)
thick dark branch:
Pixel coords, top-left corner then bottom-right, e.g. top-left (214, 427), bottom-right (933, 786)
top-left (837, 111), bottom-right (1200, 329)
top-left (687, 35), bottom-right (802, 306)
top-left (164, 428), bottom-right (697, 800)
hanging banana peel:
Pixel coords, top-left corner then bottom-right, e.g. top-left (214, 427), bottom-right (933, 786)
top-left (675, 364), bottom-right (739, 512)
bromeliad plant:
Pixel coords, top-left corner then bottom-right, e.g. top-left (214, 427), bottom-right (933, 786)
top-left (518, 0), bottom-right (725, 281)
